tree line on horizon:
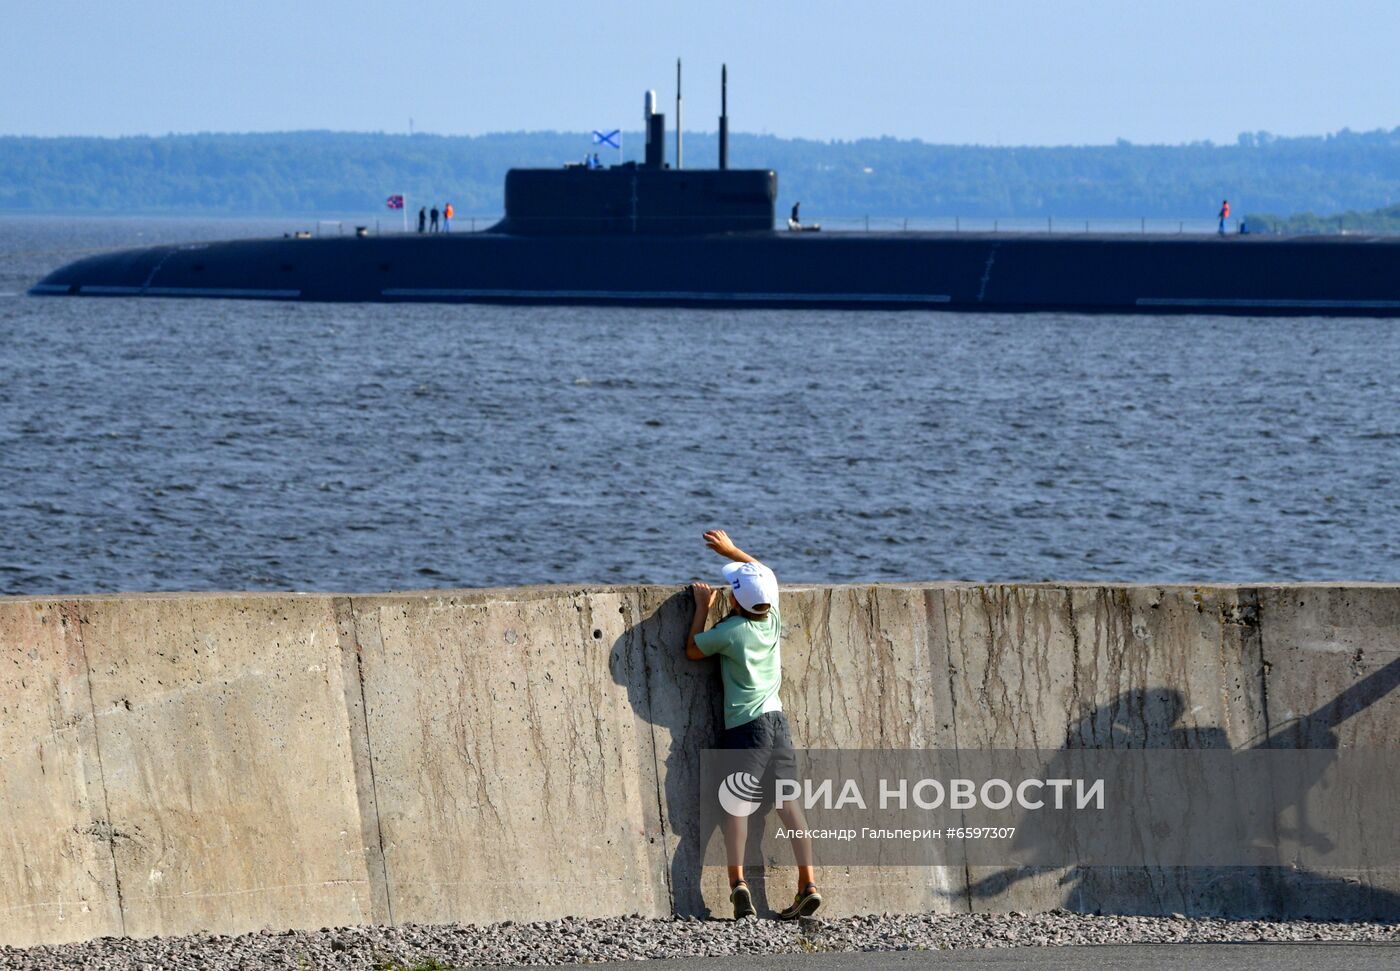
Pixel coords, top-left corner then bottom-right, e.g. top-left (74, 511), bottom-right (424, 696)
top-left (1244, 202), bottom-right (1400, 234)
top-left (3, 127), bottom-right (1400, 227)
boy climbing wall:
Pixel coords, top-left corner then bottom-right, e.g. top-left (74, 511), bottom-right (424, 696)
top-left (687, 529), bottom-right (821, 920)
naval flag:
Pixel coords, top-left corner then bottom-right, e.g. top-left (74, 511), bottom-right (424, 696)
top-left (592, 129), bottom-right (621, 149)
top-left (386, 194), bottom-right (405, 210)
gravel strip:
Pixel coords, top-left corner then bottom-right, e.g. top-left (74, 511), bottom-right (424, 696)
top-left (3, 911), bottom-right (1397, 970)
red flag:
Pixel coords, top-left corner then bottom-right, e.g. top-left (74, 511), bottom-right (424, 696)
top-left (386, 194), bottom-right (404, 210)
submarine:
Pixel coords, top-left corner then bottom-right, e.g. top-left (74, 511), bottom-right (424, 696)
top-left (29, 66), bottom-right (1400, 316)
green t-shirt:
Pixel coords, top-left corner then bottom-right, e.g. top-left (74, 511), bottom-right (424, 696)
top-left (694, 604), bottom-right (782, 729)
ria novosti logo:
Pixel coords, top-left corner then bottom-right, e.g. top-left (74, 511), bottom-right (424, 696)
top-left (717, 771), bottom-right (764, 817)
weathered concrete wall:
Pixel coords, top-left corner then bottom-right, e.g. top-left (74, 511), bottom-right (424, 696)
top-left (76, 596), bottom-right (378, 938)
top-left (346, 589), bottom-right (666, 926)
top-left (0, 602), bottom-right (122, 944)
top-left (2, 583), bottom-right (1398, 945)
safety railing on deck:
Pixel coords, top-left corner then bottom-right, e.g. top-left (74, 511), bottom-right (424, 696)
top-left (807, 216), bottom-right (1235, 235)
top-left (361, 214), bottom-right (1246, 235)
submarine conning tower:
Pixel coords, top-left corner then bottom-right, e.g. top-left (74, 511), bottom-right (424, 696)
top-left (490, 65), bottom-right (776, 236)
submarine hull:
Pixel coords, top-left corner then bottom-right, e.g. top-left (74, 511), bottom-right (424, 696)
top-left (30, 230), bottom-right (1400, 316)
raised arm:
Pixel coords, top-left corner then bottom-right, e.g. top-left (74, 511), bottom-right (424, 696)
top-left (703, 529), bottom-right (759, 565)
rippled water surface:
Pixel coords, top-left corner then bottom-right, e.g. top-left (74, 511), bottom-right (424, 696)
top-left (2, 215), bottom-right (1399, 594)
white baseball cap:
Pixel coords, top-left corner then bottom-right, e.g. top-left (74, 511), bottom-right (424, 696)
top-left (721, 561), bottom-right (779, 612)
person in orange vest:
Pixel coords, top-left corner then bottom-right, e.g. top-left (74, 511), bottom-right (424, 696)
top-left (1218, 199), bottom-right (1230, 235)
top-left (443, 201), bottom-right (454, 233)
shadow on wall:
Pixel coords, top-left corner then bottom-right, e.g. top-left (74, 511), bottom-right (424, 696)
top-left (607, 590), bottom-right (1400, 921)
top-left (607, 590), bottom-right (791, 920)
top-left (967, 665), bottom-right (1400, 919)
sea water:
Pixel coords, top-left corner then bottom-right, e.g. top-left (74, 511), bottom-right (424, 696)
top-left (2, 216), bottom-right (1398, 594)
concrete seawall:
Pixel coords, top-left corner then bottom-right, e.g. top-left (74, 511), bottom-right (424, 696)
top-left (3, 584), bottom-right (1398, 946)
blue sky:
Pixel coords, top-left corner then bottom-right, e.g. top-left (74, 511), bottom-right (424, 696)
top-left (4, 1), bottom-right (1398, 145)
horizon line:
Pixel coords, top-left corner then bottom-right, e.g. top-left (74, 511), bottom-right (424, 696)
top-left (2, 125), bottom-right (1398, 151)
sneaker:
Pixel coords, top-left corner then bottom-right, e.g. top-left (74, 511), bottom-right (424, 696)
top-left (777, 883), bottom-right (822, 920)
top-left (730, 882), bottom-right (756, 919)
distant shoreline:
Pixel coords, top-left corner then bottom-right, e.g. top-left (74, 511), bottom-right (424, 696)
top-left (3, 128), bottom-right (1400, 221)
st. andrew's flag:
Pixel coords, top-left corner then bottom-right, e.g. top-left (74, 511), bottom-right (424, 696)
top-left (592, 129), bottom-right (620, 149)
top-left (386, 194), bottom-right (405, 210)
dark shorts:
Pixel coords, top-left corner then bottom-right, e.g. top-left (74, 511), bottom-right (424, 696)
top-left (719, 710), bottom-right (798, 785)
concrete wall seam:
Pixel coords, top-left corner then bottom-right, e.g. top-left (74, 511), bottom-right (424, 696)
top-left (333, 596), bottom-right (393, 925)
top-left (631, 590), bottom-right (677, 914)
top-left (63, 600), bottom-right (128, 938)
